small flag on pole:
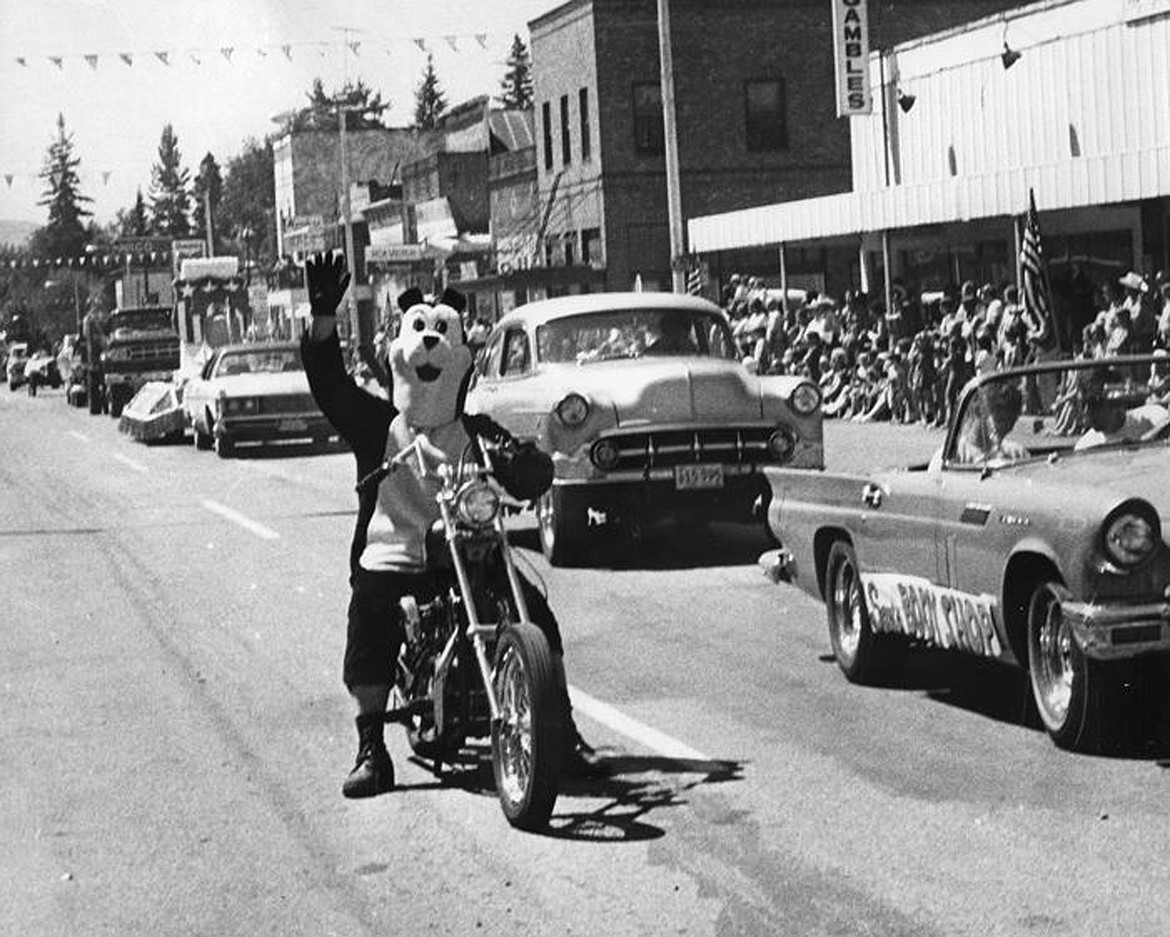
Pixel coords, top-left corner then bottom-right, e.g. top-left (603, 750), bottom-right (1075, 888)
top-left (686, 257), bottom-right (708, 296)
top-left (1020, 189), bottom-right (1057, 351)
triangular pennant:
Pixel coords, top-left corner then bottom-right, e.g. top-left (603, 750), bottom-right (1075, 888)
top-left (348, 41), bottom-right (361, 56)
top-left (101, 171), bottom-right (112, 185)
top-left (220, 47), bottom-right (233, 63)
top-left (49, 56), bottom-right (64, 69)
top-left (256, 47), bottom-right (267, 58)
top-left (414, 38), bottom-right (427, 52)
top-left (4, 174), bottom-right (12, 188)
top-left (475, 34), bottom-right (488, 50)
top-left (119, 53), bottom-right (133, 66)
top-left (155, 51), bottom-right (170, 65)
top-left (189, 52), bottom-right (202, 65)
top-left (51, 169), bottom-right (64, 187)
top-left (444, 36), bottom-right (458, 52)
top-left (85, 54), bottom-right (99, 70)
top-left (15, 57), bottom-right (26, 67)
top-left (281, 44), bottom-right (292, 60)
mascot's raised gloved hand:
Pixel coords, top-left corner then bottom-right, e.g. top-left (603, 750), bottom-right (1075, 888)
top-left (306, 252), bottom-right (351, 317)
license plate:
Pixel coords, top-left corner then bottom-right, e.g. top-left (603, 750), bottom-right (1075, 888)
top-left (278, 418), bottom-right (308, 432)
top-left (675, 463), bottom-right (723, 490)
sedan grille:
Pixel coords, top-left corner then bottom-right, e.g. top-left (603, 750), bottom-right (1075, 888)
top-left (257, 393), bottom-right (319, 415)
top-left (600, 426), bottom-right (784, 472)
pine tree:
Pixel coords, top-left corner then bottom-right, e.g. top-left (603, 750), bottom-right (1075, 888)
top-left (497, 34), bottom-right (534, 110)
top-left (35, 113), bottom-right (92, 259)
top-left (148, 124), bottom-right (191, 237)
top-left (413, 53), bottom-right (448, 130)
top-left (192, 152), bottom-right (223, 250)
top-left (295, 77), bottom-right (390, 132)
top-left (122, 189), bottom-right (149, 236)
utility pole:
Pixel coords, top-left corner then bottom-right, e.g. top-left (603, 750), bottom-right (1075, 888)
top-left (333, 25), bottom-right (363, 346)
top-left (656, 0), bottom-right (686, 293)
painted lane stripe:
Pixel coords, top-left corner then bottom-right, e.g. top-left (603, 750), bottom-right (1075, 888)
top-left (201, 499), bottom-right (280, 541)
top-left (68, 430), bottom-right (90, 443)
top-left (112, 453), bottom-right (148, 473)
top-left (568, 685), bottom-right (710, 761)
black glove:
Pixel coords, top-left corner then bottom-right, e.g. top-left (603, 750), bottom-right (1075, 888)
top-left (305, 252), bottom-right (350, 317)
top-left (463, 412), bottom-right (512, 446)
top-left (492, 441), bottom-right (554, 502)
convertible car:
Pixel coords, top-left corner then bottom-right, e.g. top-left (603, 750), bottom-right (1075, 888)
top-left (463, 292), bottom-right (823, 565)
top-left (183, 341), bottom-right (333, 458)
top-left (760, 353), bottom-right (1170, 751)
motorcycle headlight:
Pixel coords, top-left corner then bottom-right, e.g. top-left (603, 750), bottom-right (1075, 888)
top-left (590, 438), bottom-right (621, 471)
top-left (555, 392), bottom-right (590, 428)
top-left (456, 481), bottom-right (500, 527)
top-left (767, 427), bottom-right (796, 462)
top-left (1101, 501), bottom-right (1160, 569)
top-left (789, 382), bottom-right (821, 416)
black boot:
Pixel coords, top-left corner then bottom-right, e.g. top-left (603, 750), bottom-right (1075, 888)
top-left (342, 713), bottom-right (395, 799)
top-left (562, 703), bottom-right (609, 780)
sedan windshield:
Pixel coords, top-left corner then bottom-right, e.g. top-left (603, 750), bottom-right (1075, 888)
top-left (948, 354), bottom-right (1170, 467)
top-left (214, 348), bottom-right (301, 377)
top-left (537, 309), bottom-right (736, 364)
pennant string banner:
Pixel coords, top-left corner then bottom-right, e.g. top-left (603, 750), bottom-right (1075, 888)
top-left (154, 51), bottom-right (169, 65)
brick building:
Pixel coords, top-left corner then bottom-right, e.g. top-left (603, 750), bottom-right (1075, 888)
top-left (529, 0), bottom-right (1031, 294)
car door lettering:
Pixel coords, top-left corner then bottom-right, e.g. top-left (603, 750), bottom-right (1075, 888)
top-left (862, 572), bottom-right (1003, 658)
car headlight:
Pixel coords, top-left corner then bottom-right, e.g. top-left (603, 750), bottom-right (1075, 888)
top-left (789, 382), bottom-right (821, 416)
top-left (767, 427), bottom-right (796, 462)
top-left (556, 392), bottom-right (590, 428)
top-left (590, 438), bottom-right (621, 471)
top-left (1101, 501), bottom-right (1160, 569)
top-left (456, 480), bottom-right (500, 527)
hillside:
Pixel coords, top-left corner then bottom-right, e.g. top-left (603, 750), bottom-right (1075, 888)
top-left (0, 220), bottom-right (37, 248)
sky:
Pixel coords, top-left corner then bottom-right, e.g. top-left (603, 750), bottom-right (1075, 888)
top-left (0, 0), bottom-right (559, 228)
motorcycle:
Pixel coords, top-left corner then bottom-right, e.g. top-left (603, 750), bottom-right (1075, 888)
top-left (357, 431), bottom-right (564, 830)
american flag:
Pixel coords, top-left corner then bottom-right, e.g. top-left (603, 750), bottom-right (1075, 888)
top-left (1020, 189), bottom-right (1057, 350)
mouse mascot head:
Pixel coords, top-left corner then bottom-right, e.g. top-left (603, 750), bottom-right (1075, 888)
top-left (389, 287), bottom-right (472, 428)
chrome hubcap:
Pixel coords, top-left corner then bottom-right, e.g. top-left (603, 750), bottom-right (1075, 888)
top-left (833, 560), bottom-right (861, 662)
top-left (1034, 596), bottom-right (1072, 725)
top-left (538, 493), bottom-right (555, 551)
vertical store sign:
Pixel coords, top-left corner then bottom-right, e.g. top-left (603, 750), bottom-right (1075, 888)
top-left (831, 0), bottom-right (872, 116)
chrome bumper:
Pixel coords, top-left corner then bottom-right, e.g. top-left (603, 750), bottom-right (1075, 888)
top-left (758, 548), bottom-right (794, 584)
top-left (1061, 596), bottom-right (1170, 660)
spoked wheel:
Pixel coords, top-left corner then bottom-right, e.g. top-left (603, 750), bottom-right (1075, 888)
top-left (1027, 581), bottom-right (1100, 750)
top-left (825, 541), bottom-right (904, 685)
top-left (491, 621), bottom-right (563, 830)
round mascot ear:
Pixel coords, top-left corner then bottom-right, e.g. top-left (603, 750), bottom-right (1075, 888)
top-left (398, 287), bottom-right (425, 313)
top-left (439, 288), bottom-right (467, 314)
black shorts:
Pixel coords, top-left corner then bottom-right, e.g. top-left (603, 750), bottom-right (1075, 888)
top-left (343, 567), bottom-right (565, 688)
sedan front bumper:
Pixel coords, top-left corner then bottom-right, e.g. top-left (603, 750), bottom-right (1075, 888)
top-left (1061, 594), bottom-right (1170, 660)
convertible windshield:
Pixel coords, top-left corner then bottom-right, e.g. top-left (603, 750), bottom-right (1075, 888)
top-left (536, 309), bottom-right (736, 364)
top-left (948, 354), bottom-right (1170, 467)
top-left (214, 347), bottom-right (301, 377)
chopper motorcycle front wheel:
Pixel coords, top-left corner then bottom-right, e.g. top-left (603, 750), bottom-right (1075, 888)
top-left (491, 621), bottom-right (564, 830)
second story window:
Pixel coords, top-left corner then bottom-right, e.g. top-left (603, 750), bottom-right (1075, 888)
top-left (542, 101), bottom-right (553, 170)
top-left (745, 79), bottom-right (788, 152)
top-left (560, 94), bottom-right (571, 166)
top-left (579, 88), bottom-right (591, 160)
top-left (632, 82), bottom-right (664, 155)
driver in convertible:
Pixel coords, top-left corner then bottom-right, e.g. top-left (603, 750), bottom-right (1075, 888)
top-left (1074, 367), bottom-right (1170, 450)
top-left (954, 380), bottom-right (1030, 465)
top-left (644, 313), bottom-right (697, 355)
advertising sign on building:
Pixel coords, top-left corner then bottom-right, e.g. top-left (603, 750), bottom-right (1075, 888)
top-left (171, 239), bottom-right (207, 280)
top-left (831, 0), bottom-right (872, 117)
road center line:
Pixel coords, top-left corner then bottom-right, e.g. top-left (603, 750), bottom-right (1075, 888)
top-left (201, 499), bottom-right (280, 540)
top-left (568, 685), bottom-right (710, 761)
top-left (68, 430), bottom-right (90, 443)
top-left (112, 452), bottom-right (148, 473)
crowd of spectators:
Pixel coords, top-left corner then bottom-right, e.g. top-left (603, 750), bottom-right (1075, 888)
top-left (719, 269), bottom-right (1170, 428)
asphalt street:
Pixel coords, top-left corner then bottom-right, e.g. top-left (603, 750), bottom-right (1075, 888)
top-left (1, 387), bottom-right (1168, 937)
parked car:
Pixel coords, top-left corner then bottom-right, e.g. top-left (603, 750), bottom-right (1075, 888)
top-left (759, 353), bottom-right (1170, 751)
top-left (24, 350), bottom-right (62, 395)
top-left (463, 292), bottom-right (823, 564)
top-left (182, 341), bottom-right (333, 458)
top-left (6, 342), bottom-right (30, 390)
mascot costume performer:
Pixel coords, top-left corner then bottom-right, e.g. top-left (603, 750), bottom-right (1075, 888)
top-left (300, 253), bottom-right (601, 798)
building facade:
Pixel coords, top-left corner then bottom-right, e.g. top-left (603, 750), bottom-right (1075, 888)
top-left (529, 0), bottom-right (1029, 293)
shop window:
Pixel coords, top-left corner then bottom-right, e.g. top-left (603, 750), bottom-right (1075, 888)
top-left (633, 82), bottom-right (664, 155)
top-left (582, 228), bottom-right (602, 266)
top-left (744, 79), bottom-right (787, 152)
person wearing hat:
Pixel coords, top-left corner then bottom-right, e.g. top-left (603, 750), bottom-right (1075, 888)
top-left (954, 379), bottom-right (1030, 465)
top-left (1119, 271), bottom-right (1154, 351)
top-left (1074, 366), bottom-right (1169, 450)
